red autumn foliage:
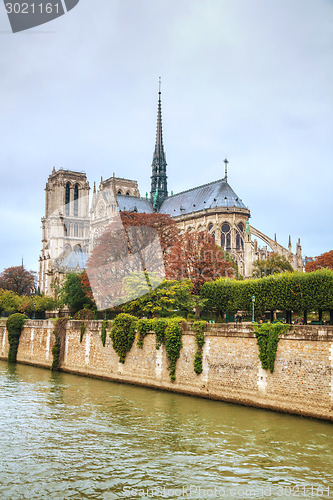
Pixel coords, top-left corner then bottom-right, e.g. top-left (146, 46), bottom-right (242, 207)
top-left (87, 213), bottom-right (177, 271)
top-left (84, 213), bottom-right (236, 304)
top-left (86, 213), bottom-right (172, 307)
top-left (120, 212), bottom-right (179, 257)
top-left (0, 266), bottom-right (36, 296)
top-left (305, 250), bottom-right (333, 272)
top-left (165, 230), bottom-right (235, 290)
top-left (78, 271), bottom-right (94, 301)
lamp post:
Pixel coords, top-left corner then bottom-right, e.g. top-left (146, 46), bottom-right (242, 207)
top-left (251, 295), bottom-right (255, 323)
top-left (33, 302), bottom-right (36, 320)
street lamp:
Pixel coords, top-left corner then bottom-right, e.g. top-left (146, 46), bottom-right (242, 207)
top-left (251, 295), bottom-right (255, 323)
top-left (33, 302), bottom-right (36, 320)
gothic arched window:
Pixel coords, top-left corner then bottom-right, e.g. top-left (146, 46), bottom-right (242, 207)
top-left (236, 223), bottom-right (244, 250)
top-left (65, 183), bottom-right (70, 216)
top-left (126, 191), bottom-right (130, 196)
top-left (74, 184), bottom-right (79, 217)
top-left (74, 223), bottom-right (78, 237)
top-left (221, 222), bottom-right (231, 251)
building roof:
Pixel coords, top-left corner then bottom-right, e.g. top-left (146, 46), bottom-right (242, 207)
top-left (117, 195), bottom-right (153, 213)
top-left (159, 178), bottom-right (247, 217)
top-left (57, 248), bottom-right (89, 270)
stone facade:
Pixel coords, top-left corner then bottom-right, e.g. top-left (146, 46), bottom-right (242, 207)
top-left (38, 170), bottom-right (141, 294)
top-left (1, 319), bottom-right (332, 421)
top-left (39, 168), bottom-right (90, 295)
top-left (170, 200), bottom-right (252, 276)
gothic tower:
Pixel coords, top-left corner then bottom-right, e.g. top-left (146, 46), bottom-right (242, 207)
top-left (150, 79), bottom-right (168, 211)
top-left (38, 168), bottom-right (90, 295)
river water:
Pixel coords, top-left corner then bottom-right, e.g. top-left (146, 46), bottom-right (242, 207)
top-left (0, 361), bottom-right (332, 500)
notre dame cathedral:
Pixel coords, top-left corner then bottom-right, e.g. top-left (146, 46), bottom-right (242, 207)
top-left (38, 86), bottom-right (303, 296)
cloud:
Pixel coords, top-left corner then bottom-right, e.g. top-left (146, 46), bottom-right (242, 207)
top-left (0, 0), bottom-right (332, 273)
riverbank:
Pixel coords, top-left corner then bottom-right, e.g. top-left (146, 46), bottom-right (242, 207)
top-left (1, 319), bottom-right (332, 421)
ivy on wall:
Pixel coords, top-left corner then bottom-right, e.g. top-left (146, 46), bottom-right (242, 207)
top-left (192, 320), bottom-right (207, 375)
top-left (110, 313), bottom-right (137, 363)
top-left (6, 313), bottom-right (27, 363)
top-left (101, 320), bottom-right (108, 347)
top-left (51, 317), bottom-right (69, 371)
top-left (136, 319), bottom-right (153, 348)
top-left (254, 322), bottom-right (290, 373)
top-left (164, 318), bottom-right (184, 382)
top-left (152, 318), bottom-right (169, 350)
top-left (74, 309), bottom-right (94, 344)
top-left (80, 322), bottom-right (86, 343)
top-left (108, 315), bottom-right (185, 381)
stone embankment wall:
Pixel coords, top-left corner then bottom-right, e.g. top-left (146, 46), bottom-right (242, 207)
top-left (0, 319), bottom-right (332, 421)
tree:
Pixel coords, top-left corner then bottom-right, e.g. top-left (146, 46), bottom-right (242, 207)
top-left (0, 266), bottom-right (36, 295)
top-left (86, 213), bottom-right (178, 309)
top-left (78, 271), bottom-right (94, 301)
top-left (59, 273), bottom-right (96, 315)
top-left (122, 278), bottom-right (195, 318)
top-left (252, 254), bottom-right (294, 278)
top-left (165, 231), bottom-right (235, 289)
top-left (0, 290), bottom-right (22, 315)
top-left (86, 213), bottom-right (234, 309)
top-left (305, 250), bottom-right (333, 272)
top-left (0, 288), bottom-right (58, 317)
top-left (120, 212), bottom-right (179, 257)
top-left (18, 295), bottom-right (58, 316)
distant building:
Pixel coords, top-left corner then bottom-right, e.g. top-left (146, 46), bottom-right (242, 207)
top-left (38, 86), bottom-right (303, 295)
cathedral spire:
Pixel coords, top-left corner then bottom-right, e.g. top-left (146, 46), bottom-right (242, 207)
top-left (150, 77), bottom-right (168, 211)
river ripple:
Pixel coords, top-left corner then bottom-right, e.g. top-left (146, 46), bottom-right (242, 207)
top-left (0, 361), bottom-right (332, 499)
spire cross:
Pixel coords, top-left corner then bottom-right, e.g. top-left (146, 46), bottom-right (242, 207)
top-left (224, 158), bottom-right (229, 181)
top-left (159, 76), bottom-right (161, 94)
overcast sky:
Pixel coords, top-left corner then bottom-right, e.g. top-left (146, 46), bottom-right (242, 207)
top-left (0, 0), bottom-right (332, 273)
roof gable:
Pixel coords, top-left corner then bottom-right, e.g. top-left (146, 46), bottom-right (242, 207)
top-left (159, 178), bottom-right (247, 217)
top-left (117, 195), bottom-right (153, 213)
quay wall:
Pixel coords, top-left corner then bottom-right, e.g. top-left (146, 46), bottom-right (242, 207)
top-left (1, 319), bottom-right (332, 421)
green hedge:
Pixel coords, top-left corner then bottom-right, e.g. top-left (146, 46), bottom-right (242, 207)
top-left (201, 270), bottom-right (333, 317)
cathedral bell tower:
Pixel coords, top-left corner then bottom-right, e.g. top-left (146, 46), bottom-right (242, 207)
top-left (150, 78), bottom-right (168, 211)
top-left (38, 168), bottom-right (90, 295)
